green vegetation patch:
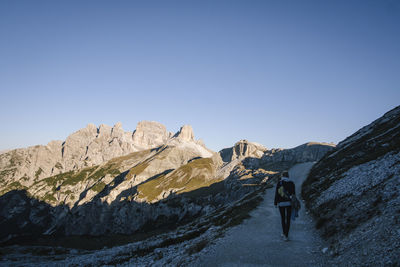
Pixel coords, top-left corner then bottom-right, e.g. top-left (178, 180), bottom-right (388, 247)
top-left (91, 181), bottom-right (106, 193)
top-left (41, 170), bottom-right (74, 188)
top-left (91, 164), bottom-right (121, 180)
top-left (137, 158), bottom-right (218, 202)
top-left (126, 162), bottom-right (150, 179)
top-left (136, 174), bottom-right (167, 202)
top-left (40, 163), bottom-right (120, 189)
top-left (180, 157), bottom-right (214, 173)
top-left (62, 166), bottom-right (98, 186)
top-left (32, 162), bottom-right (121, 205)
top-left (42, 193), bottom-right (57, 203)
top-left (0, 181), bottom-right (27, 196)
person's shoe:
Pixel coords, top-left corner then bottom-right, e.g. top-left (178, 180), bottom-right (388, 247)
top-left (284, 236), bottom-right (289, 241)
top-left (280, 233), bottom-right (285, 238)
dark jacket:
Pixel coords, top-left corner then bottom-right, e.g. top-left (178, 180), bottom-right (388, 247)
top-left (274, 177), bottom-right (295, 206)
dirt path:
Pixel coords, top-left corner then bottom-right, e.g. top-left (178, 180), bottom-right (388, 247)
top-left (194, 162), bottom-right (330, 267)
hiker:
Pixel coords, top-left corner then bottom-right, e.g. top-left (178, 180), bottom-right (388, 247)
top-left (274, 171), bottom-right (295, 241)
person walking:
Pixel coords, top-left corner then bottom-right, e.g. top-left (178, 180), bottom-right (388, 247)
top-left (274, 171), bottom-right (295, 241)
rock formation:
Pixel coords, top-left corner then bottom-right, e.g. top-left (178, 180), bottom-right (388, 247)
top-left (220, 140), bottom-right (267, 162)
top-left (0, 121), bottom-right (175, 190)
top-left (173, 125), bottom-right (195, 141)
top-left (132, 121), bottom-right (172, 149)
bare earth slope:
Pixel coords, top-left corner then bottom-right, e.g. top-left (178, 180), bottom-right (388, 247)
top-left (194, 162), bottom-right (330, 266)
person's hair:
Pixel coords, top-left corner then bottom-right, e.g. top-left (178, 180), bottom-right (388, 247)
top-left (281, 171), bottom-right (289, 178)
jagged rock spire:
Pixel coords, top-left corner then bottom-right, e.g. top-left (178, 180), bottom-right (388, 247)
top-left (174, 125), bottom-right (195, 141)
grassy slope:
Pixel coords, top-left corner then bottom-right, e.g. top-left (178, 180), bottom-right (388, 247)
top-left (137, 158), bottom-right (221, 202)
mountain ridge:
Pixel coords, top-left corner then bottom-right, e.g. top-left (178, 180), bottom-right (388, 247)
top-left (0, 120), bottom-right (335, 251)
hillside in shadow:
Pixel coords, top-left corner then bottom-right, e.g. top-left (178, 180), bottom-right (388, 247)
top-left (0, 175), bottom-right (242, 250)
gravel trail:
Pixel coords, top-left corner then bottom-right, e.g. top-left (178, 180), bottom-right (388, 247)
top-left (194, 162), bottom-right (331, 267)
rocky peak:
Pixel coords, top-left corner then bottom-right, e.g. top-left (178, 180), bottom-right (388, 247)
top-left (113, 122), bottom-right (123, 129)
top-left (132, 121), bottom-right (170, 149)
top-left (61, 124), bottom-right (99, 168)
top-left (86, 123), bottom-right (98, 132)
top-left (173, 125), bottom-right (195, 141)
top-left (73, 123), bottom-right (98, 138)
top-left (234, 140), bottom-right (267, 159)
top-left (112, 122), bottom-right (123, 132)
top-left (98, 124), bottom-right (112, 136)
top-left (220, 140), bottom-right (267, 162)
top-left (111, 122), bottom-right (125, 138)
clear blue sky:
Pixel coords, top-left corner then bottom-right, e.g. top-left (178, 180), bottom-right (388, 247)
top-left (0, 0), bottom-right (399, 152)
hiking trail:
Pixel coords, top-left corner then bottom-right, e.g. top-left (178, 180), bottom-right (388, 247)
top-left (194, 162), bottom-right (331, 266)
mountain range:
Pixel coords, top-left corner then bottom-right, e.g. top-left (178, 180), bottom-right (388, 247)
top-left (0, 121), bottom-right (333, 242)
top-left (1, 105), bottom-right (398, 266)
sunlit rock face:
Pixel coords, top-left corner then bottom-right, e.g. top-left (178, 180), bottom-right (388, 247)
top-left (0, 121), bottom-right (171, 189)
top-left (132, 121), bottom-right (172, 149)
top-left (173, 125), bottom-right (195, 141)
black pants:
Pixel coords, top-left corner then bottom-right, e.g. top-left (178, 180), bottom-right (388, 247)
top-left (279, 206), bottom-right (292, 237)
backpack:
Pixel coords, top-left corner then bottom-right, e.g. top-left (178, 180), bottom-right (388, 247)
top-left (278, 181), bottom-right (301, 211)
top-left (277, 181), bottom-right (291, 199)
